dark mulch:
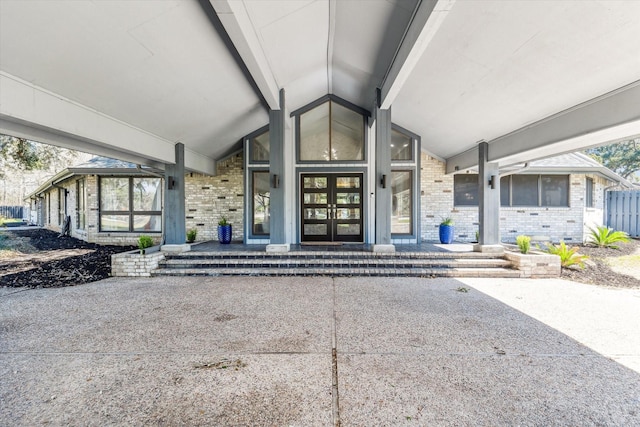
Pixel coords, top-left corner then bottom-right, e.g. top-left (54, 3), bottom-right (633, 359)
top-left (0, 228), bottom-right (136, 289)
top-left (560, 238), bottom-right (640, 289)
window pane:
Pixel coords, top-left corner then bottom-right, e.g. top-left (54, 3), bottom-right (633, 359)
top-left (586, 178), bottom-right (594, 208)
top-left (336, 208), bottom-right (360, 219)
top-left (304, 193), bottom-right (327, 204)
top-left (100, 178), bottom-right (129, 211)
top-left (303, 177), bottom-right (327, 189)
top-left (253, 171), bottom-right (270, 235)
top-left (300, 102), bottom-right (330, 161)
top-left (541, 175), bottom-right (568, 207)
top-left (512, 175), bottom-right (539, 206)
top-left (391, 171), bottom-right (412, 234)
top-left (304, 208), bottom-right (327, 219)
top-left (391, 129), bottom-right (412, 161)
top-left (133, 215), bottom-right (162, 232)
top-left (133, 178), bottom-right (162, 211)
top-left (336, 176), bottom-right (360, 188)
top-left (250, 130), bottom-right (270, 162)
top-left (100, 214), bottom-right (130, 231)
top-left (336, 193), bottom-right (360, 205)
top-left (304, 224), bottom-right (326, 235)
top-left (336, 223), bottom-right (361, 235)
top-left (454, 174), bottom-right (478, 206)
top-left (500, 176), bottom-right (510, 206)
top-left (331, 102), bottom-right (364, 161)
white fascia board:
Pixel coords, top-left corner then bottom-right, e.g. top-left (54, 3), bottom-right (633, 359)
top-left (185, 147), bottom-right (216, 176)
top-left (446, 81), bottom-right (640, 174)
top-left (0, 72), bottom-right (214, 174)
top-left (379, 0), bottom-right (455, 110)
top-left (211, 0), bottom-right (281, 110)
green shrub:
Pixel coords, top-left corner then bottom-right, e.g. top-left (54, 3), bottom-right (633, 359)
top-left (516, 235), bottom-right (531, 254)
top-left (186, 228), bottom-right (197, 243)
top-left (542, 241), bottom-right (588, 269)
top-left (587, 225), bottom-right (630, 249)
top-left (138, 235), bottom-right (154, 250)
top-left (440, 217), bottom-right (454, 226)
top-left (218, 217), bottom-right (229, 226)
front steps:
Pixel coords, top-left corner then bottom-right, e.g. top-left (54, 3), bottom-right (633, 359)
top-left (151, 251), bottom-right (521, 278)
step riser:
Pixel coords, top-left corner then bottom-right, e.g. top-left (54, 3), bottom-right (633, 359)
top-left (158, 262), bottom-right (510, 269)
top-left (152, 269), bottom-right (521, 278)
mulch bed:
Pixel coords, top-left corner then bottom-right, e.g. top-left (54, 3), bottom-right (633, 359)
top-left (560, 238), bottom-right (640, 289)
top-left (0, 228), bottom-right (135, 289)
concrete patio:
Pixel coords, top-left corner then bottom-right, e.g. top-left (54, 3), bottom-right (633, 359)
top-left (1, 276), bottom-right (639, 425)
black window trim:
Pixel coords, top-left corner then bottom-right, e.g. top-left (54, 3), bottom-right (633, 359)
top-left (247, 124), bottom-right (270, 165)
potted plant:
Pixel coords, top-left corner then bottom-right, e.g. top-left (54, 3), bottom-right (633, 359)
top-left (439, 217), bottom-right (454, 244)
top-left (218, 217), bottom-right (232, 244)
top-left (138, 235), bottom-right (154, 255)
top-left (186, 228), bottom-right (197, 243)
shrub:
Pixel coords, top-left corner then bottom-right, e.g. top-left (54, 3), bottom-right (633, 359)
top-left (186, 228), bottom-right (197, 243)
top-left (218, 217), bottom-right (229, 226)
top-left (138, 235), bottom-right (154, 250)
top-left (587, 225), bottom-right (630, 249)
top-left (542, 241), bottom-right (588, 269)
top-left (440, 217), bottom-right (454, 226)
top-left (516, 235), bottom-right (531, 254)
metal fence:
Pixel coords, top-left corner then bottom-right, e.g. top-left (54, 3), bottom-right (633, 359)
top-left (607, 191), bottom-right (640, 237)
top-left (0, 205), bottom-right (24, 219)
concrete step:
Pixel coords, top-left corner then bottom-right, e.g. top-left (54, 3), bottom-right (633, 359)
top-left (151, 266), bottom-right (521, 278)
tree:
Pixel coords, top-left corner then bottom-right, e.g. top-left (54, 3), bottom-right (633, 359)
top-left (0, 135), bottom-right (84, 178)
top-left (586, 139), bottom-right (640, 181)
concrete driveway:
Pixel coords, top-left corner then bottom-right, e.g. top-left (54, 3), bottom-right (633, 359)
top-left (1, 277), bottom-right (639, 426)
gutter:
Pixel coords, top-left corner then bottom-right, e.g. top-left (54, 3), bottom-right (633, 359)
top-left (499, 162), bottom-right (530, 178)
top-left (136, 164), bottom-right (165, 178)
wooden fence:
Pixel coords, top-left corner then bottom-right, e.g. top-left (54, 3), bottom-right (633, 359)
top-left (607, 190), bottom-right (640, 237)
top-left (0, 205), bottom-right (24, 219)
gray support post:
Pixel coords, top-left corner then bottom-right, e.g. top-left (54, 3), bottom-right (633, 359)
top-left (163, 142), bottom-right (187, 250)
top-left (266, 89), bottom-right (289, 252)
top-left (474, 141), bottom-right (502, 253)
top-left (373, 105), bottom-right (395, 252)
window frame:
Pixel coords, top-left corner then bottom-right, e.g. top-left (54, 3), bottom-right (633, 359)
top-left (293, 95), bottom-right (369, 164)
top-left (247, 125), bottom-right (270, 164)
top-left (390, 169), bottom-right (414, 236)
top-left (585, 177), bottom-right (594, 208)
top-left (454, 174), bottom-right (571, 207)
top-left (98, 176), bottom-right (163, 233)
top-left (76, 178), bottom-right (86, 230)
top-left (250, 170), bottom-right (271, 237)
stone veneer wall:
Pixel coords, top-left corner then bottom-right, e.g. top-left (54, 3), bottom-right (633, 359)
top-left (185, 153), bottom-right (244, 242)
top-left (419, 153), bottom-right (609, 244)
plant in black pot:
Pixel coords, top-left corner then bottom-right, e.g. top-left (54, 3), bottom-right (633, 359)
top-left (218, 217), bottom-right (232, 244)
top-left (439, 217), bottom-right (454, 244)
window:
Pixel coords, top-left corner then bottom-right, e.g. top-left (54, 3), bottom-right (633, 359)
top-left (58, 188), bottom-right (65, 225)
top-left (76, 179), bottom-right (86, 230)
top-left (391, 128), bottom-right (413, 161)
top-left (454, 174), bottom-right (479, 206)
top-left (99, 177), bottom-right (162, 232)
top-left (391, 171), bottom-right (412, 234)
top-left (454, 174), bottom-right (570, 207)
top-left (249, 128), bottom-right (270, 163)
top-left (511, 175), bottom-right (539, 206)
top-left (252, 171), bottom-right (270, 235)
top-left (298, 99), bottom-right (365, 162)
top-left (585, 177), bottom-right (594, 208)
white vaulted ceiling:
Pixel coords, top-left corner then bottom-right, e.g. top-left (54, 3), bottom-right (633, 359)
top-left (1, 0), bottom-right (639, 174)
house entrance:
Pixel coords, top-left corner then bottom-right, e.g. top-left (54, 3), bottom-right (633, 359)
top-left (300, 173), bottom-right (363, 243)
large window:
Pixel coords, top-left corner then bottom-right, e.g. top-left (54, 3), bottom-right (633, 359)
top-left (391, 171), bottom-right (412, 234)
top-left (298, 99), bottom-right (365, 162)
top-left (454, 174), bottom-right (570, 207)
top-left (76, 179), bottom-right (86, 230)
top-left (391, 128), bottom-right (413, 161)
top-left (454, 174), bottom-right (479, 206)
top-left (249, 128), bottom-right (270, 163)
top-left (252, 171), bottom-right (270, 235)
top-left (99, 177), bottom-right (162, 232)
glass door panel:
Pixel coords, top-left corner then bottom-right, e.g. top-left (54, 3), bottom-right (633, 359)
top-left (301, 173), bottom-right (363, 243)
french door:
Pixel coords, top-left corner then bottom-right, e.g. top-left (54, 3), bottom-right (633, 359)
top-left (301, 173), bottom-right (363, 243)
